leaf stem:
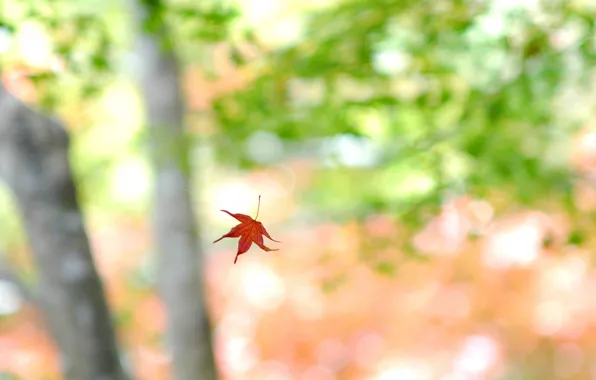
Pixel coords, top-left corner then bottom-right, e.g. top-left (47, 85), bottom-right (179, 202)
top-left (255, 195), bottom-right (261, 220)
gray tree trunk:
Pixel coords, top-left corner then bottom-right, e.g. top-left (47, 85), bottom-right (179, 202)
top-left (130, 1), bottom-right (219, 379)
top-left (0, 84), bottom-right (128, 380)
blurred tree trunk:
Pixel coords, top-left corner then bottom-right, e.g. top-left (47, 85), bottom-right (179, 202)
top-left (0, 84), bottom-right (128, 380)
top-left (130, 1), bottom-right (219, 379)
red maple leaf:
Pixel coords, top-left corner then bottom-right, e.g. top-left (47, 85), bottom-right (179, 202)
top-left (213, 195), bottom-right (281, 264)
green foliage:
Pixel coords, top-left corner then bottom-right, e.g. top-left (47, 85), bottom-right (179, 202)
top-left (0, 0), bottom-right (242, 213)
top-left (374, 261), bottom-right (396, 276)
top-left (211, 0), bottom-right (596, 220)
top-left (172, 3), bottom-right (240, 42)
top-left (2, 0), bottom-right (595, 225)
top-left (0, 2), bottom-right (119, 111)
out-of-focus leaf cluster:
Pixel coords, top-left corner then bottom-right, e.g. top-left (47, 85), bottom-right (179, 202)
top-left (0, 2), bottom-right (118, 109)
top-left (1, 1), bottom-right (242, 110)
top-left (212, 0), bottom-right (596, 221)
top-left (171, 3), bottom-right (240, 43)
top-left (0, 0), bottom-right (242, 213)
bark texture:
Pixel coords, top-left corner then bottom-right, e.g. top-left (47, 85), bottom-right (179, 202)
top-left (130, 1), bottom-right (219, 379)
top-left (0, 84), bottom-right (128, 380)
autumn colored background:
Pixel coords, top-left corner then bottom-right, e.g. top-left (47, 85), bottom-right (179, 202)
top-left (2, 0), bottom-right (596, 379)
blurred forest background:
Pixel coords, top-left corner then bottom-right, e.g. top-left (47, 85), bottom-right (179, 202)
top-left (1, 0), bottom-right (596, 379)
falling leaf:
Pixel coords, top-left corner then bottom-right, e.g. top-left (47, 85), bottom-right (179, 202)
top-left (213, 195), bottom-right (281, 264)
